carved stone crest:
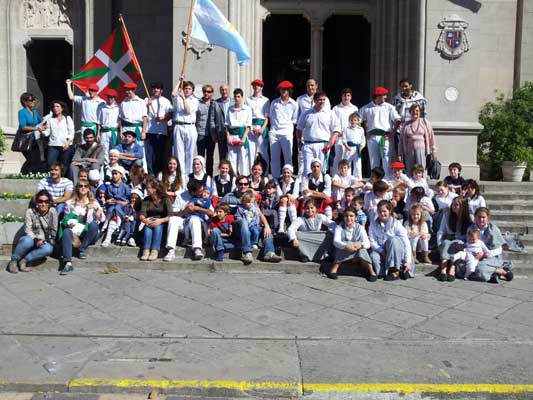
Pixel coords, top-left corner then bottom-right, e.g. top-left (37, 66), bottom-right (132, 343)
top-left (181, 31), bottom-right (213, 59)
top-left (436, 15), bottom-right (469, 60)
top-left (22, 0), bottom-right (71, 29)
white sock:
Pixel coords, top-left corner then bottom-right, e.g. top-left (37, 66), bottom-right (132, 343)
top-left (288, 205), bottom-right (297, 223)
top-left (104, 219), bottom-right (118, 242)
top-left (278, 207), bottom-right (287, 232)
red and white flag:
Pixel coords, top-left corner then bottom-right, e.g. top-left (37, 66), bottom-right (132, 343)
top-left (71, 23), bottom-right (141, 101)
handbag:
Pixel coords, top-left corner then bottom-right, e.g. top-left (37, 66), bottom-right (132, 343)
top-left (11, 130), bottom-right (34, 153)
top-left (426, 154), bottom-right (442, 179)
top-left (421, 118), bottom-right (441, 179)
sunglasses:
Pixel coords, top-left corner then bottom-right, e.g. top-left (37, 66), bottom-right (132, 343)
top-left (78, 184), bottom-right (89, 188)
top-left (203, 90), bottom-right (213, 93)
top-left (238, 182), bottom-right (249, 186)
top-left (36, 199), bottom-right (49, 204)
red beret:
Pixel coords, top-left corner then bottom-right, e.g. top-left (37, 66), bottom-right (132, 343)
top-left (277, 80), bottom-right (293, 90)
top-left (123, 82), bottom-right (137, 90)
top-left (251, 79), bottom-right (264, 87)
top-left (389, 161), bottom-right (405, 170)
top-left (87, 83), bottom-right (99, 92)
top-left (373, 86), bottom-right (388, 96)
top-left (105, 89), bottom-right (118, 98)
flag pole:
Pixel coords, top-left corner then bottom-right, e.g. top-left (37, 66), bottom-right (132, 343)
top-left (118, 14), bottom-right (155, 113)
top-left (179, 0), bottom-right (196, 89)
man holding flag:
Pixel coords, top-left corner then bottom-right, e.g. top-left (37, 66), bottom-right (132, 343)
top-left (119, 82), bottom-right (147, 161)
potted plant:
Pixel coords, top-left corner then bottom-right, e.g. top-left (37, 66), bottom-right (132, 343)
top-left (478, 82), bottom-right (533, 182)
top-left (0, 127), bottom-right (7, 173)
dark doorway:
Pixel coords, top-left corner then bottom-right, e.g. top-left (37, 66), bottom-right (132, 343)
top-left (322, 15), bottom-right (371, 108)
top-left (262, 15), bottom-right (310, 99)
top-left (26, 39), bottom-right (72, 116)
top-left (323, 15), bottom-right (371, 177)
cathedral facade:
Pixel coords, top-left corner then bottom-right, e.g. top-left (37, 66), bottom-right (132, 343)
top-left (1, 0), bottom-right (532, 175)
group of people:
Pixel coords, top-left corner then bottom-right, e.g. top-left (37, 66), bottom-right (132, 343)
top-left (8, 76), bottom-right (512, 284)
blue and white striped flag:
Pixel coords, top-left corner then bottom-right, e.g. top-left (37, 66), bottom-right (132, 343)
top-left (191, 0), bottom-right (251, 65)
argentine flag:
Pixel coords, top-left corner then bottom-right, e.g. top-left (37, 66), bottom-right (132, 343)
top-left (191, 0), bottom-right (251, 65)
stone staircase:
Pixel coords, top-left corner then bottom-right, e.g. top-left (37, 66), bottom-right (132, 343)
top-left (1, 178), bottom-right (532, 273)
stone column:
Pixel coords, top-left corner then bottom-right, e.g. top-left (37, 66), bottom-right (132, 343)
top-left (310, 20), bottom-right (324, 84)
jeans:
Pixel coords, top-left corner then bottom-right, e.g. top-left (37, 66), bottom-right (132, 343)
top-left (145, 133), bottom-right (168, 176)
top-left (197, 134), bottom-right (216, 177)
top-left (11, 235), bottom-right (54, 263)
top-left (55, 203), bottom-right (66, 220)
top-left (209, 228), bottom-right (237, 252)
top-left (236, 219), bottom-right (275, 254)
top-left (61, 221), bottom-right (100, 261)
top-left (143, 224), bottom-right (165, 250)
top-left (48, 145), bottom-right (74, 174)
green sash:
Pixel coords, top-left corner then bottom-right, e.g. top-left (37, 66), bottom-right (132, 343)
top-left (230, 127), bottom-right (249, 149)
top-left (81, 121), bottom-right (97, 134)
top-left (252, 118), bottom-right (269, 139)
top-left (122, 120), bottom-right (143, 141)
top-left (101, 126), bottom-right (119, 146)
top-left (347, 141), bottom-right (361, 157)
top-left (369, 129), bottom-right (388, 158)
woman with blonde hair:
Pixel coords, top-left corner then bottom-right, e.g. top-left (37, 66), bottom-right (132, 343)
top-left (59, 179), bottom-right (105, 274)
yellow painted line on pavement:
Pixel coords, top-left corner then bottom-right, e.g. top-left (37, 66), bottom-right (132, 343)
top-left (69, 378), bottom-right (302, 392)
top-left (67, 379), bottom-right (533, 394)
top-left (304, 383), bottom-right (533, 394)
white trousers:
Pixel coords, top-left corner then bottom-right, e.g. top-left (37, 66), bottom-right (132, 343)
top-left (343, 147), bottom-right (363, 180)
top-left (453, 251), bottom-right (479, 278)
top-left (302, 142), bottom-right (327, 176)
top-left (166, 216), bottom-right (184, 249)
top-left (173, 124), bottom-right (198, 175)
top-left (330, 143), bottom-right (345, 176)
top-left (269, 132), bottom-right (293, 178)
top-left (367, 135), bottom-right (391, 172)
top-left (409, 237), bottom-right (429, 252)
top-left (248, 131), bottom-right (269, 173)
top-left (227, 136), bottom-right (250, 176)
top-left (100, 131), bottom-right (113, 165)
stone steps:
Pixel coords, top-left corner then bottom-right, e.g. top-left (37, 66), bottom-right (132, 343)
top-left (486, 200), bottom-right (533, 210)
top-left (489, 209), bottom-right (533, 221)
top-left (482, 192), bottom-right (533, 201)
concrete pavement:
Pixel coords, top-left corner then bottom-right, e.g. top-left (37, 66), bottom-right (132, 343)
top-left (0, 268), bottom-right (531, 398)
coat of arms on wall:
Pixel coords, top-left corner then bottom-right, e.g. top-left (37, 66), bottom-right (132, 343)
top-left (436, 15), bottom-right (470, 60)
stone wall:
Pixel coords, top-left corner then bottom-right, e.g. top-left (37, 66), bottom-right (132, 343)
top-left (424, 0), bottom-right (518, 178)
top-left (519, 0), bottom-right (533, 85)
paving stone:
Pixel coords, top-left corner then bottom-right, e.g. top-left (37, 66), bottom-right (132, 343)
top-left (414, 318), bottom-right (477, 338)
top-left (495, 302), bottom-right (533, 327)
top-left (393, 299), bottom-right (448, 318)
top-left (240, 305), bottom-right (296, 325)
top-left (370, 308), bottom-right (428, 328)
top-left (357, 292), bottom-right (410, 307)
top-left (331, 299), bottom-right (389, 317)
top-left (32, 394), bottom-right (99, 400)
top-left (471, 292), bottom-right (524, 308)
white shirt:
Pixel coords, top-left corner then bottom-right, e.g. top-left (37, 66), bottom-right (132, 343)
top-left (297, 93), bottom-right (331, 118)
top-left (369, 217), bottom-right (411, 255)
top-left (344, 126), bottom-right (366, 147)
top-left (301, 173), bottom-right (332, 197)
top-left (43, 115), bottom-right (74, 146)
top-left (276, 177), bottom-right (301, 197)
top-left (288, 214), bottom-right (334, 241)
top-left (332, 102), bottom-right (358, 133)
top-left (332, 174), bottom-right (360, 201)
top-left (435, 192), bottom-right (458, 211)
top-left (246, 95), bottom-right (270, 120)
top-left (146, 96), bottom-right (173, 135)
top-left (468, 195), bottom-right (486, 216)
top-left (225, 104), bottom-right (252, 128)
top-left (333, 224), bottom-right (370, 250)
top-left (269, 97), bottom-right (298, 135)
top-left (120, 96), bottom-right (148, 124)
top-left (406, 196), bottom-right (435, 213)
top-left (297, 107), bottom-right (340, 142)
top-left (360, 101), bottom-right (401, 132)
top-left (97, 103), bottom-right (120, 128)
top-left (364, 191), bottom-right (392, 212)
top-left (173, 95), bottom-right (199, 123)
top-left (74, 95), bottom-right (104, 123)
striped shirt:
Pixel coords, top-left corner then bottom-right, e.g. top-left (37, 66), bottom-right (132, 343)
top-left (37, 177), bottom-right (74, 201)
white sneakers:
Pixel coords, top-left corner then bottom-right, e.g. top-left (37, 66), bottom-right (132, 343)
top-left (163, 248), bottom-right (175, 262)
